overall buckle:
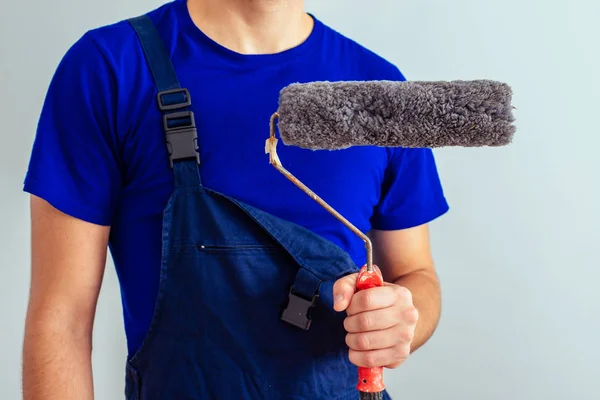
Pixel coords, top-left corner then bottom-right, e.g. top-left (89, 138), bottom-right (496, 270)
top-left (157, 88), bottom-right (191, 111)
top-left (163, 111), bottom-right (199, 168)
top-left (281, 288), bottom-right (319, 330)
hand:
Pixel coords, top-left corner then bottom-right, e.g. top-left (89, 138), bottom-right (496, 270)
top-left (333, 267), bottom-right (419, 369)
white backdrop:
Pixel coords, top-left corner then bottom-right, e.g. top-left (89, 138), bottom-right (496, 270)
top-left (1, 0), bottom-right (599, 398)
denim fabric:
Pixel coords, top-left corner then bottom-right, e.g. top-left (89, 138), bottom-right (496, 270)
top-left (123, 161), bottom-right (392, 399)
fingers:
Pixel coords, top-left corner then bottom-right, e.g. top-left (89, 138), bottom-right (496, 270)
top-left (345, 325), bottom-right (414, 352)
top-left (348, 343), bottom-right (411, 369)
top-left (346, 284), bottom-right (412, 316)
top-left (332, 272), bottom-right (358, 312)
top-left (336, 274), bottom-right (418, 371)
top-left (343, 305), bottom-right (418, 333)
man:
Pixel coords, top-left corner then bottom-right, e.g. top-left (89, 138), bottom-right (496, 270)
top-left (21, 0), bottom-right (449, 398)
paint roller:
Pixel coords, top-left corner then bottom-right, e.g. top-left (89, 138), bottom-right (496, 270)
top-left (265, 79), bottom-right (516, 399)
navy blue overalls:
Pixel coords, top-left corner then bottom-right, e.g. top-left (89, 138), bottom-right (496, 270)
top-left (125, 15), bottom-right (393, 400)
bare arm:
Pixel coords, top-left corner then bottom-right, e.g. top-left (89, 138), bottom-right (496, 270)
top-left (369, 223), bottom-right (441, 352)
top-left (22, 196), bottom-right (109, 400)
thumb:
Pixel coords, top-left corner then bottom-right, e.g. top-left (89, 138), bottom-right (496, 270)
top-left (332, 272), bottom-right (358, 312)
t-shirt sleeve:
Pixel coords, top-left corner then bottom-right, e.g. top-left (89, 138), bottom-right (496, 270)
top-left (370, 65), bottom-right (449, 230)
top-left (371, 147), bottom-right (449, 230)
top-left (23, 32), bottom-right (123, 226)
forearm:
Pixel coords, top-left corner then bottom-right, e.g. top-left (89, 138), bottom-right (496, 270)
top-left (22, 312), bottom-right (94, 400)
top-left (23, 196), bottom-right (108, 400)
top-left (393, 268), bottom-right (441, 352)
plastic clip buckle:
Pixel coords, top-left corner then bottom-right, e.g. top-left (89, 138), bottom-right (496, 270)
top-left (281, 288), bottom-right (319, 330)
top-left (163, 111), bottom-right (199, 168)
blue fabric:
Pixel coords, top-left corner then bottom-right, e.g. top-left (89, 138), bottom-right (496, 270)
top-left (128, 15), bottom-right (181, 92)
top-left (117, 21), bottom-right (382, 391)
top-left (23, 0), bottom-right (449, 359)
top-left (124, 156), bottom-right (389, 399)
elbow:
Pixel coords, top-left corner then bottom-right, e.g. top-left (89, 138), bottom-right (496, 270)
top-left (24, 300), bottom-right (95, 347)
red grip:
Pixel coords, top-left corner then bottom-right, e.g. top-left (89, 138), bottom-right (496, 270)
top-left (355, 264), bottom-right (385, 393)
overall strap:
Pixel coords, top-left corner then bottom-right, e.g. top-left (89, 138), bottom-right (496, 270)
top-left (128, 15), bottom-right (200, 186)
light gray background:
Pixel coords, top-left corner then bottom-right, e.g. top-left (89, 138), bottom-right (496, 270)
top-left (2, 0), bottom-right (599, 399)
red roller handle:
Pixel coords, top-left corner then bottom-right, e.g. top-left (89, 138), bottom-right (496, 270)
top-left (355, 264), bottom-right (385, 395)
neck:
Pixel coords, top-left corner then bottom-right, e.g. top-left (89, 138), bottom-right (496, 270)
top-left (187, 0), bottom-right (312, 55)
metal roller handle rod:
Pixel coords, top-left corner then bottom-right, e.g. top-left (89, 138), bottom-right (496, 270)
top-left (267, 112), bottom-right (374, 272)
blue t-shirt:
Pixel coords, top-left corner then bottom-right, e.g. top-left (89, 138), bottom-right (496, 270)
top-left (24, 0), bottom-right (449, 356)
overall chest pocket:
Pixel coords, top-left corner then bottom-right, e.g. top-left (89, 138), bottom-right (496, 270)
top-left (169, 241), bottom-right (353, 398)
top-left (193, 243), bottom-right (281, 251)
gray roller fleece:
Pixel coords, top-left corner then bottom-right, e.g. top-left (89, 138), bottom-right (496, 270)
top-left (276, 79), bottom-right (516, 150)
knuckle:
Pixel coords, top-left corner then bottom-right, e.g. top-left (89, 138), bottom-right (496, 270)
top-left (364, 353), bottom-right (379, 368)
top-left (399, 328), bottom-right (415, 343)
top-left (395, 285), bottom-right (412, 302)
top-left (394, 343), bottom-right (411, 360)
top-left (358, 314), bottom-right (373, 331)
top-left (403, 306), bottom-right (419, 324)
top-left (360, 291), bottom-right (375, 309)
top-left (346, 333), bottom-right (370, 351)
top-left (357, 333), bottom-right (371, 351)
top-left (386, 362), bottom-right (402, 370)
